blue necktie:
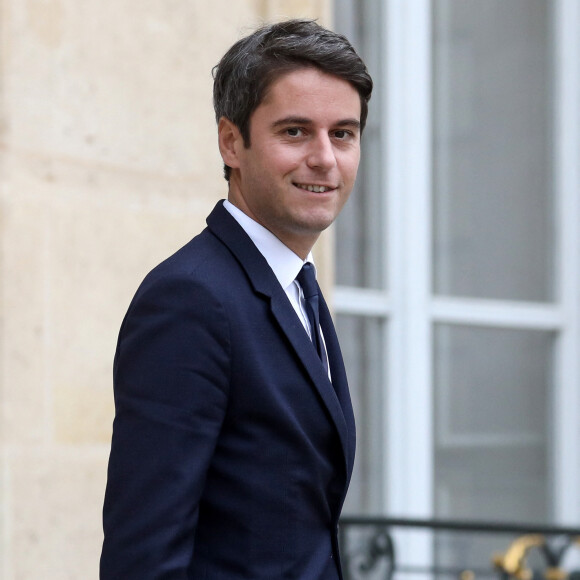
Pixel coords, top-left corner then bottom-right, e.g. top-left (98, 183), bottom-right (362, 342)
top-left (296, 263), bottom-right (329, 373)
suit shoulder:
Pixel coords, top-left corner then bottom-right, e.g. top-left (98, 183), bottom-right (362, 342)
top-left (127, 227), bottom-right (251, 314)
top-left (142, 228), bottom-right (235, 286)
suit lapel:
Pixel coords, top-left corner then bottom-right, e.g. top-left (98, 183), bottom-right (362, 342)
top-left (268, 294), bottom-right (351, 459)
top-left (206, 201), bottom-right (353, 474)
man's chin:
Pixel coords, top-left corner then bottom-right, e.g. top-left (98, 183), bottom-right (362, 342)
top-left (293, 217), bottom-right (336, 238)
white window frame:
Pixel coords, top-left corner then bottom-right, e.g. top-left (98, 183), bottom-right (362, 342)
top-left (552, 0), bottom-right (580, 525)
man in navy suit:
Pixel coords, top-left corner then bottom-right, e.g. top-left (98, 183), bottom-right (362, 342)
top-left (100, 19), bottom-right (372, 579)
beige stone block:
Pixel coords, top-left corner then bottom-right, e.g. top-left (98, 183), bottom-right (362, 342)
top-left (313, 227), bottom-right (334, 299)
top-left (48, 196), bottom-right (210, 444)
top-left (50, 199), bottom-right (199, 443)
top-left (2, 0), bottom-right (267, 178)
top-left (9, 449), bottom-right (108, 580)
top-left (0, 453), bottom-right (7, 580)
top-left (1, 145), bottom-right (227, 214)
top-left (1, 198), bottom-right (50, 446)
top-left (1, 148), bottom-right (222, 447)
top-left (262, 0), bottom-right (330, 22)
top-left (54, 385), bottom-right (114, 446)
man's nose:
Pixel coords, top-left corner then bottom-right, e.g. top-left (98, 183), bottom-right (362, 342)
top-left (306, 133), bottom-right (337, 171)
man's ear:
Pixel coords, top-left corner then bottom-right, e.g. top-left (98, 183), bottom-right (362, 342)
top-left (218, 117), bottom-right (243, 170)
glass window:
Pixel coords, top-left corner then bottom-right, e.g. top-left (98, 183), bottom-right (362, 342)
top-left (434, 325), bottom-right (552, 444)
top-left (432, 0), bottom-right (555, 302)
top-left (334, 0), bottom-right (386, 290)
top-left (337, 314), bottom-right (386, 514)
top-left (334, 0), bottom-right (388, 517)
top-left (434, 324), bottom-right (554, 566)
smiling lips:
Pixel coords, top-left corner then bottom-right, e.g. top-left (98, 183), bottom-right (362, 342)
top-left (294, 183), bottom-right (335, 193)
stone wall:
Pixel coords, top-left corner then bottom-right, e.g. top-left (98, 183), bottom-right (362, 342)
top-left (0, 0), bottom-right (332, 577)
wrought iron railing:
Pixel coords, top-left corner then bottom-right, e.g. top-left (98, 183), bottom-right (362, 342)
top-left (339, 516), bottom-right (580, 580)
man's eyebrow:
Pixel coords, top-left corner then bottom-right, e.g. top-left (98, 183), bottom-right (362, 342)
top-left (334, 119), bottom-right (361, 130)
top-left (271, 116), bottom-right (312, 128)
top-left (271, 116), bottom-right (361, 130)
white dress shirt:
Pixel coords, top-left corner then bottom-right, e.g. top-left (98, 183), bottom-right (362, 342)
top-left (223, 200), bottom-right (315, 338)
top-left (223, 201), bottom-right (331, 379)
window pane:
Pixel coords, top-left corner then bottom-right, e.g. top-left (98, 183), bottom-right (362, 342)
top-left (337, 314), bottom-right (386, 514)
top-left (334, 0), bottom-right (386, 290)
top-left (435, 325), bottom-right (552, 442)
top-left (432, 0), bottom-right (555, 301)
top-left (434, 324), bottom-right (554, 566)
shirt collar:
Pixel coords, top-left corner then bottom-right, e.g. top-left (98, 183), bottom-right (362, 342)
top-left (223, 200), bottom-right (314, 290)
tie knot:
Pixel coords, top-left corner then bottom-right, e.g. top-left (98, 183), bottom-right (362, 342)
top-left (296, 263), bottom-right (318, 299)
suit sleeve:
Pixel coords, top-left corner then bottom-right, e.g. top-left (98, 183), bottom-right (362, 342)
top-left (100, 273), bottom-right (231, 579)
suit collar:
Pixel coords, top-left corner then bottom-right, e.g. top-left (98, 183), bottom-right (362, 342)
top-left (222, 199), bottom-right (312, 292)
top-left (206, 201), bottom-right (354, 473)
top-left (206, 200), bottom-right (279, 298)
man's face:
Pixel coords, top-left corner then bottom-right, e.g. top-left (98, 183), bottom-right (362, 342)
top-left (222, 67), bottom-right (362, 258)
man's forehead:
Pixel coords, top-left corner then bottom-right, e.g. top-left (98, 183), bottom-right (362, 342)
top-left (260, 67), bottom-right (360, 104)
top-left (256, 68), bottom-right (361, 120)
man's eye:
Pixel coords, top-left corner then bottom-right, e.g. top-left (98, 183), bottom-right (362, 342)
top-left (334, 130), bottom-right (351, 139)
top-left (286, 128), bottom-right (303, 137)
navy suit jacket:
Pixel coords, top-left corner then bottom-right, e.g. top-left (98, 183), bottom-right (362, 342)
top-left (100, 201), bottom-right (356, 579)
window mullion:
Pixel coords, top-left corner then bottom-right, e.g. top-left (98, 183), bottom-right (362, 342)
top-left (553, 0), bottom-right (580, 525)
top-left (387, 0), bottom-right (434, 570)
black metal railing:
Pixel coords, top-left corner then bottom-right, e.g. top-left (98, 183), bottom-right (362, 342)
top-left (339, 516), bottom-right (580, 580)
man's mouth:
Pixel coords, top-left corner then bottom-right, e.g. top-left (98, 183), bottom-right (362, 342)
top-left (294, 183), bottom-right (334, 193)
